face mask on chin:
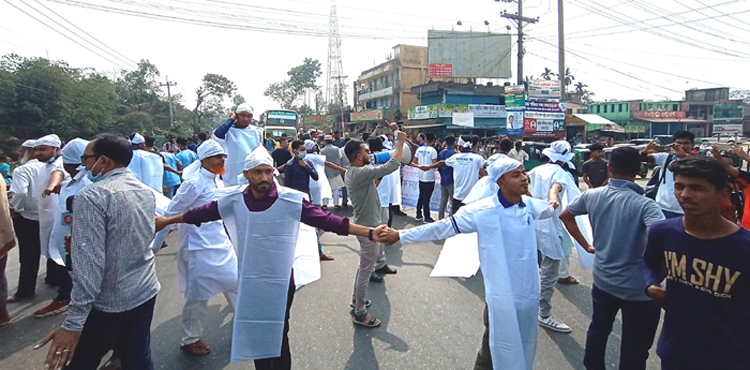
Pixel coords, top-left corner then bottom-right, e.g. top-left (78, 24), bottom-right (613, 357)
top-left (86, 157), bottom-right (104, 183)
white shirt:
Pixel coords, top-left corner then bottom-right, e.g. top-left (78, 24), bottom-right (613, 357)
top-left (446, 152), bottom-right (487, 201)
top-left (414, 146), bottom-right (438, 182)
top-left (487, 152), bottom-right (509, 166)
top-left (508, 148), bottom-right (529, 163)
top-left (652, 152), bottom-right (682, 214)
top-left (9, 159), bottom-right (44, 220)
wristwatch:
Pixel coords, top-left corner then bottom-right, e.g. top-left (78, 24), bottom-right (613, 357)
top-left (368, 228), bottom-right (374, 241)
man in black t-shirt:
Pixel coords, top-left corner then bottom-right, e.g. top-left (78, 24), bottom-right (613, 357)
top-left (271, 137), bottom-right (292, 183)
top-left (582, 143), bottom-right (609, 188)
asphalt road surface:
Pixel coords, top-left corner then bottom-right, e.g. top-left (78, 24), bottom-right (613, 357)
top-left (0, 177), bottom-right (664, 370)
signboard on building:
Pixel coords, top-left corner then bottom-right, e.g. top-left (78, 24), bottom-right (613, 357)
top-left (633, 110), bottom-right (686, 119)
top-left (452, 112), bottom-right (474, 127)
top-left (350, 109), bottom-right (383, 122)
top-left (468, 104), bottom-right (506, 118)
top-left (428, 63), bottom-right (453, 77)
top-left (428, 30), bottom-right (512, 78)
top-left (624, 124), bottom-right (646, 133)
top-left (713, 123), bottom-right (743, 133)
top-left (525, 111), bottom-right (566, 120)
top-left (507, 112), bottom-right (524, 136)
top-left (408, 105), bottom-right (437, 120)
top-left (523, 118), bottom-right (565, 139)
top-left (505, 85), bottom-right (525, 110)
top-left (713, 103), bottom-right (744, 122)
top-left (525, 100), bottom-right (566, 113)
top-left (528, 80), bottom-right (561, 100)
top-left (437, 104), bottom-right (468, 117)
top-left (358, 86), bottom-right (394, 101)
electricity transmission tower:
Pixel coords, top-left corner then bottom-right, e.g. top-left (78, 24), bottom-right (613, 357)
top-left (325, 0), bottom-right (347, 128)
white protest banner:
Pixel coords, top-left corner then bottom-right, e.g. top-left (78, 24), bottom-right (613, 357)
top-left (452, 112), bottom-right (475, 127)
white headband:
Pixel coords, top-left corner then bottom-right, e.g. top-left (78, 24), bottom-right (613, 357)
top-left (35, 134), bottom-right (62, 148)
top-left (244, 146), bottom-right (274, 170)
top-left (457, 137), bottom-right (472, 148)
top-left (21, 139), bottom-right (37, 148)
top-left (463, 157), bottom-right (524, 204)
top-left (236, 103), bottom-right (254, 115)
top-left (131, 133), bottom-right (145, 145)
top-left (197, 139), bottom-right (225, 160)
top-left (61, 138), bottom-right (89, 164)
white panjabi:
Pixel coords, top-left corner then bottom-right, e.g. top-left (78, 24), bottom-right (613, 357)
top-left (463, 157), bottom-right (523, 204)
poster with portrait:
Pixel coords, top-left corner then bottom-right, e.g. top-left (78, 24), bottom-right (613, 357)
top-left (506, 111), bottom-right (524, 136)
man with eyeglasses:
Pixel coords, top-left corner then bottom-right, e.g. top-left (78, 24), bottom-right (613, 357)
top-left (213, 103), bottom-right (264, 186)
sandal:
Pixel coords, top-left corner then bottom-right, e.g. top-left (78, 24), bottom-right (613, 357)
top-left (350, 299), bottom-right (372, 309)
top-left (557, 276), bottom-right (580, 285)
top-left (181, 339), bottom-right (211, 356)
top-left (352, 313), bottom-right (381, 328)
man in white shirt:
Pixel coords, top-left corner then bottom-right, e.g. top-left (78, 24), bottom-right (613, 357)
top-left (412, 132), bottom-right (438, 222)
top-left (640, 131), bottom-right (694, 219)
top-left (425, 135), bottom-right (488, 214)
top-left (508, 141), bottom-right (529, 164)
top-left (488, 138), bottom-right (513, 166)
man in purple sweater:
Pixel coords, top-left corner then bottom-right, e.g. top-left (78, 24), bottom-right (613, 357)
top-left (155, 147), bottom-right (384, 370)
top-left (642, 157), bottom-right (750, 370)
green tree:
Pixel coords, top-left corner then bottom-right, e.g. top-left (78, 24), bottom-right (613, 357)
top-left (194, 73), bottom-right (237, 131)
top-left (541, 68), bottom-right (555, 80)
top-left (265, 58), bottom-right (322, 110)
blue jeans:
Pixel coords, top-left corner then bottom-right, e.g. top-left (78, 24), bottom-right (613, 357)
top-left (661, 210), bottom-right (682, 219)
top-left (584, 284), bottom-right (661, 370)
top-left (65, 295), bottom-right (156, 370)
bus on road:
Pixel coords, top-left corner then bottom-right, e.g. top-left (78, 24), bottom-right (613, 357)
top-left (260, 109), bottom-right (300, 141)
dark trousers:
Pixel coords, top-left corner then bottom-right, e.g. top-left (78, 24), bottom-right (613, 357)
top-left (65, 295), bottom-right (156, 370)
top-left (45, 258), bottom-right (59, 285)
top-left (53, 263), bottom-right (72, 301)
top-left (254, 283), bottom-right (296, 370)
top-left (584, 284), bottom-right (661, 370)
top-left (341, 185), bottom-right (348, 206)
top-left (12, 216), bottom-right (40, 297)
top-left (473, 304), bottom-right (492, 370)
top-left (416, 181), bottom-right (435, 218)
top-left (451, 198), bottom-right (465, 215)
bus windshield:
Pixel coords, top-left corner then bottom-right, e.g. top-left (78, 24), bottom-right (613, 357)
top-left (266, 110), bottom-right (298, 127)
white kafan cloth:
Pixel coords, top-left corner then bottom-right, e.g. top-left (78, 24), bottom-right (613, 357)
top-left (48, 171), bottom-right (90, 266)
top-left (304, 154), bottom-right (332, 206)
top-left (128, 149), bottom-right (164, 191)
top-left (37, 156), bottom-right (70, 261)
top-left (214, 126), bottom-right (263, 186)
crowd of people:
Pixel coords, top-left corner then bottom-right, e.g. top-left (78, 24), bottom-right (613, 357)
top-left (0, 99), bottom-right (748, 370)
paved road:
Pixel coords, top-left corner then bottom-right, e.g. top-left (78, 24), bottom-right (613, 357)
top-left (0, 178), bottom-right (663, 369)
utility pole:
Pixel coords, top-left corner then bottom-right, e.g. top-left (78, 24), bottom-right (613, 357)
top-left (501, 1), bottom-right (538, 86)
top-left (558, 0), bottom-right (566, 101)
top-left (160, 76), bottom-right (177, 127)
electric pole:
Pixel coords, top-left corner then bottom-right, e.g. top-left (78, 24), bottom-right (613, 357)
top-left (160, 76), bottom-right (177, 127)
top-left (558, 0), bottom-right (566, 101)
top-left (501, 1), bottom-right (538, 86)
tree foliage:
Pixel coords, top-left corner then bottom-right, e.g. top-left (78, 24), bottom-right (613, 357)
top-left (265, 58), bottom-right (323, 112)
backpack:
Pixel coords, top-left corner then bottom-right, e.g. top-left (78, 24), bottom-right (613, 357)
top-left (645, 155), bottom-right (673, 200)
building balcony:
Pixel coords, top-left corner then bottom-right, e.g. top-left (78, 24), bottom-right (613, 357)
top-left (358, 86), bottom-right (394, 101)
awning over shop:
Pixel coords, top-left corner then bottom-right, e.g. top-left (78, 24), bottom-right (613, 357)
top-left (404, 123), bottom-right (444, 130)
top-left (567, 114), bottom-right (625, 132)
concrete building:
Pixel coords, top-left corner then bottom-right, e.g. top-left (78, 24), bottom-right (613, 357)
top-left (348, 44), bottom-right (429, 137)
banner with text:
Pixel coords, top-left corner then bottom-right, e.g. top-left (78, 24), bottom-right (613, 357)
top-left (401, 167), bottom-right (448, 213)
top-left (408, 105), bottom-right (438, 120)
top-left (525, 100), bottom-right (567, 113)
top-left (505, 85), bottom-right (526, 110)
top-left (469, 104), bottom-right (506, 118)
top-left (507, 111), bottom-right (524, 136)
top-left (350, 109), bottom-right (383, 122)
top-left (523, 118), bottom-right (565, 139)
top-left (528, 79), bottom-right (561, 100)
top-left (452, 112), bottom-right (475, 127)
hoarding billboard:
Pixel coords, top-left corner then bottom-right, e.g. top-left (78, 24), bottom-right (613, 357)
top-left (507, 111), bottom-right (524, 136)
top-left (523, 118), bottom-right (565, 139)
top-left (525, 100), bottom-right (567, 113)
top-left (350, 109), bottom-right (383, 122)
top-left (632, 111), bottom-right (686, 119)
top-left (505, 85), bottom-right (525, 110)
top-left (428, 30), bottom-right (512, 78)
top-left (528, 80), bottom-right (561, 100)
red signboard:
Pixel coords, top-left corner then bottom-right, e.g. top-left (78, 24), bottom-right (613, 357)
top-left (428, 63), bottom-right (453, 77)
top-left (308, 115), bottom-right (330, 122)
top-left (522, 118), bottom-right (565, 139)
top-left (633, 110), bottom-right (686, 119)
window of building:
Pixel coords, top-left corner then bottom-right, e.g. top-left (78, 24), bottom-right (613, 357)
top-left (611, 104), bottom-right (615, 112)
top-left (374, 80), bottom-right (378, 90)
top-left (625, 104), bottom-right (629, 112)
top-left (604, 105), bottom-right (608, 113)
top-left (673, 104), bottom-right (678, 111)
top-left (384, 76), bottom-right (389, 88)
top-left (567, 108), bottom-right (572, 115)
top-left (380, 76), bottom-right (384, 85)
top-left (619, 104), bottom-right (623, 112)
top-left (596, 105), bottom-right (601, 113)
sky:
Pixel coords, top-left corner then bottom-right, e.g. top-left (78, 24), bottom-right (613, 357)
top-left (0, 0), bottom-right (748, 113)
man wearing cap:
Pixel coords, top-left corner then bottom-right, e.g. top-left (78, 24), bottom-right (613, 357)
top-left (213, 103), bottom-right (264, 186)
top-left (128, 133), bottom-right (166, 192)
top-left (155, 146), bottom-right (385, 369)
top-left (163, 139), bottom-right (238, 357)
top-left (8, 139), bottom-right (45, 301)
top-left (35, 138), bottom-right (92, 318)
top-left (528, 140), bottom-right (590, 334)
top-left (18, 139), bottom-right (37, 165)
top-left (378, 157), bottom-right (557, 370)
top-left (35, 135), bottom-right (70, 289)
top-left (320, 135), bottom-right (346, 210)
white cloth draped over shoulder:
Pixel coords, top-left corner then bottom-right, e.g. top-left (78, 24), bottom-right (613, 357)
top-left (48, 171), bottom-right (90, 266)
top-left (528, 163), bottom-right (593, 269)
top-left (303, 154), bottom-right (331, 206)
top-left (128, 149), bottom-right (164, 192)
top-left (213, 125), bottom-right (263, 186)
top-left (400, 194), bottom-right (556, 370)
top-left (38, 156), bottom-right (70, 262)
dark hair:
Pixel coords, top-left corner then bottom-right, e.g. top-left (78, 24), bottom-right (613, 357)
top-left (514, 140), bottom-right (523, 148)
top-left (668, 157), bottom-right (728, 190)
top-left (197, 132), bottom-right (208, 141)
top-left (672, 130), bottom-right (695, 144)
top-left (609, 147), bottom-right (641, 177)
top-left (279, 136), bottom-right (289, 143)
top-left (368, 137), bottom-right (384, 152)
top-left (499, 138), bottom-right (513, 153)
top-left (425, 132), bottom-right (436, 142)
top-left (472, 135), bottom-right (481, 146)
top-left (418, 133), bottom-right (426, 141)
top-left (345, 140), bottom-right (363, 161)
top-left (589, 143), bottom-right (605, 152)
top-left (334, 131), bottom-right (342, 135)
top-left (343, 137), bottom-right (351, 143)
top-left (176, 137), bottom-right (188, 146)
top-left (458, 134), bottom-right (473, 150)
top-left (445, 136), bottom-right (455, 146)
top-left (291, 140), bottom-right (304, 151)
top-left (144, 136), bottom-right (155, 147)
top-left (91, 134), bottom-right (133, 166)
top-left (362, 133), bottom-right (370, 142)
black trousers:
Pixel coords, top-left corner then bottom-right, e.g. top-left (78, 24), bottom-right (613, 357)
top-left (12, 215), bottom-right (40, 297)
top-left (451, 198), bottom-right (465, 215)
top-left (53, 263), bottom-right (73, 301)
top-left (254, 282), bottom-right (296, 370)
top-left (416, 181), bottom-right (435, 218)
top-left (65, 295), bottom-right (156, 370)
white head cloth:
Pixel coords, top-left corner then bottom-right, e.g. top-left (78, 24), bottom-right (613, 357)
top-left (381, 135), bottom-right (393, 150)
top-left (197, 139), bottom-right (225, 160)
top-left (22, 139), bottom-right (37, 148)
top-left (457, 136), bottom-right (472, 148)
top-left (131, 133), bottom-right (145, 145)
top-left (236, 103), bottom-right (254, 115)
top-left (463, 157), bottom-right (524, 204)
top-left (244, 146), bottom-right (274, 171)
top-left (61, 138), bottom-right (89, 164)
top-left (35, 134), bottom-right (62, 148)
top-left (304, 139), bottom-right (316, 151)
top-left (542, 140), bottom-right (576, 169)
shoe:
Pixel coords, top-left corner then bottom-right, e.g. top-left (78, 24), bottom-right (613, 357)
top-left (424, 218), bottom-right (436, 223)
top-left (538, 314), bottom-right (572, 333)
top-left (7, 294), bottom-right (34, 303)
top-left (392, 207), bottom-right (407, 216)
top-left (320, 252), bottom-right (335, 261)
top-left (34, 299), bottom-right (70, 318)
top-left (375, 265), bottom-right (397, 274)
top-left (557, 276), bottom-right (579, 285)
top-left (370, 272), bottom-right (383, 282)
top-left (415, 216), bottom-right (424, 222)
